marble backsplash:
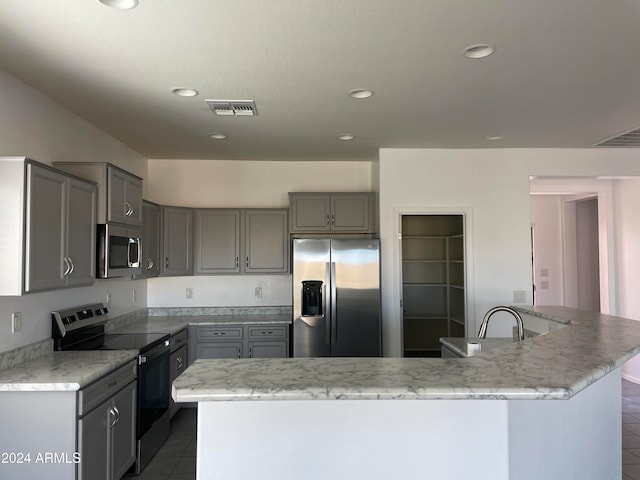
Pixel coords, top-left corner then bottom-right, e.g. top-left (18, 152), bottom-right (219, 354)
top-left (147, 306), bottom-right (292, 317)
top-left (0, 338), bottom-right (53, 370)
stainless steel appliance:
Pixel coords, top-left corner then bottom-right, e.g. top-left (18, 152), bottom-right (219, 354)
top-left (293, 238), bottom-right (381, 357)
top-left (52, 303), bottom-right (170, 475)
top-left (97, 223), bottom-right (142, 278)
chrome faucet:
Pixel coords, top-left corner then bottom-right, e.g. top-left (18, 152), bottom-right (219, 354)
top-left (478, 306), bottom-right (525, 341)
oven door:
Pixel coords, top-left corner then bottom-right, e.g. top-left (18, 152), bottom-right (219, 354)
top-left (137, 341), bottom-right (170, 438)
top-left (98, 224), bottom-right (142, 278)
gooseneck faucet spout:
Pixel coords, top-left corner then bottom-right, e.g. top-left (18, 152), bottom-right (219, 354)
top-left (478, 306), bottom-right (525, 341)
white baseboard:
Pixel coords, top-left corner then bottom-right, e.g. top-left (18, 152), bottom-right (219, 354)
top-left (622, 372), bottom-right (640, 385)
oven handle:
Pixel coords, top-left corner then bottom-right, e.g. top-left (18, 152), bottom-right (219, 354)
top-left (129, 237), bottom-right (142, 268)
top-left (139, 339), bottom-right (170, 365)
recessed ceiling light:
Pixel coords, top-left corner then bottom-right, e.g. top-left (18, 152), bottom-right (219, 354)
top-left (171, 87), bottom-right (199, 98)
top-left (337, 134), bottom-right (355, 141)
top-left (97, 0), bottom-right (138, 9)
top-left (486, 135), bottom-right (503, 141)
top-left (348, 89), bottom-right (374, 99)
top-left (210, 133), bottom-right (227, 140)
top-left (463, 44), bottom-right (496, 59)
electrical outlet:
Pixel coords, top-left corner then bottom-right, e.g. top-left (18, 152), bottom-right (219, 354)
top-left (255, 287), bottom-right (263, 299)
top-left (186, 287), bottom-right (194, 299)
top-left (106, 293), bottom-right (112, 306)
top-left (132, 289), bottom-right (137, 304)
top-left (513, 290), bottom-right (527, 303)
top-left (11, 312), bottom-right (22, 333)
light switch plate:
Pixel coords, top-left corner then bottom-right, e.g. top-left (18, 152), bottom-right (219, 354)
top-left (513, 290), bottom-right (527, 303)
top-left (11, 312), bottom-right (21, 333)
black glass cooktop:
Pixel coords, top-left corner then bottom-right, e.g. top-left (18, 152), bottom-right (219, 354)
top-left (63, 331), bottom-right (169, 354)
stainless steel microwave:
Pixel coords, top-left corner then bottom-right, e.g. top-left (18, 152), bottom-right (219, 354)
top-left (97, 224), bottom-right (142, 278)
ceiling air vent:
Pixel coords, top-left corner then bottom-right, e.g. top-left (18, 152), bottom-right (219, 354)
top-left (206, 100), bottom-right (258, 117)
top-left (595, 127), bottom-right (640, 147)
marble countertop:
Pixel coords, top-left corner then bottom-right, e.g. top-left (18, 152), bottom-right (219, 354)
top-left (173, 305), bottom-right (640, 402)
top-left (439, 337), bottom-right (515, 357)
top-left (0, 350), bottom-right (137, 392)
top-left (111, 314), bottom-right (292, 336)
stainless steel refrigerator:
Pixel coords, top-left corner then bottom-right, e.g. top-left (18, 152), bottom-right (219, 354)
top-left (292, 238), bottom-right (381, 357)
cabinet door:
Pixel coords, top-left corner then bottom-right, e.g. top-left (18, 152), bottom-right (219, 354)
top-left (162, 207), bottom-right (194, 276)
top-left (111, 382), bottom-right (137, 480)
top-left (25, 164), bottom-right (67, 292)
top-left (247, 341), bottom-right (288, 358)
top-left (195, 209), bottom-right (241, 274)
top-left (78, 400), bottom-right (110, 480)
top-left (169, 345), bottom-right (187, 417)
top-left (66, 177), bottom-right (97, 287)
top-left (289, 194), bottom-right (331, 232)
top-left (107, 167), bottom-right (129, 225)
top-left (141, 201), bottom-right (161, 277)
top-left (125, 176), bottom-right (143, 226)
top-left (196, 342), bottom-right (242, 359)
top-left (244, 209), bottom-right (289, 273)
top-left (330, 193), bottom-right (370, 232)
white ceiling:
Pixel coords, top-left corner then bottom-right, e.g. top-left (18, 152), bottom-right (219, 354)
top-left (1, 0), bottom-right (640, 161)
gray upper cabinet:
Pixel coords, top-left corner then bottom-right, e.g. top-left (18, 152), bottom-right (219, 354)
top-left (162, 206), bottom-right (194, 276)
top-left (140, 200), bottom-right (161, 278)
top-left (195, 209), bottom-right (288, 275)
top-left (107, 166), bottom-right (142, 226)
top-left (196, 209), bottom-right (241, 274)
top-left (53, 162), bottom-right (143, 227)
top-left (289, 192), bottom-right (375, 233)
top-left (25, 162), bottom-right (97, 293)
top-left (244, 209), bottom-right (289, 273)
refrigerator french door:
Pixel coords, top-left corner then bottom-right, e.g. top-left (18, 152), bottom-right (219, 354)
top-left (293, 238), bottom-right (381, 357)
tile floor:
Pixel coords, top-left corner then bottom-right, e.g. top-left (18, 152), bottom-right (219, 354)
top-left (131, 381), bottom-right (640, 479)
top-left (128, 407), bottom-right (197, 480)
top-left (623, 379), bottom-right (640, 479)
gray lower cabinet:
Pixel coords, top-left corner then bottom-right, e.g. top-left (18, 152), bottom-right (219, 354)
top-left (289, 192), bottom-right (375, 233)
top-left (188, 323), bottom-right (289, 363)
top-left (195, 209), bottom-right (288, 275)
top-left (162, 206), bottom-right (194, 276)
top-left (26, 162), bottom-right (97, 292)
top-left (78, 381), bottom-right (136, 480)
top-left (169, 329), bottom-right (188, 418)
top-left (77, 360), bottom-right (137, 480)
top-left (140, 200), bottom-right (161, 278)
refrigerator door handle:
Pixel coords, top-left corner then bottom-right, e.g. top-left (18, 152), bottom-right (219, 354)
top-left (325, 262), bottom-right (331, 344)
top-left (330, 261), bottom-right (337, 344)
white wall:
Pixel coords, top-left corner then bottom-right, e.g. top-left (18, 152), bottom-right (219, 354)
top-left (146, 159), bottom-right (373, 308)
top-left (614, 179), bottom-right (640, 382)
top-left (529, 195), bottom-right (564, 305)
top-left (379, 148), bottom-right (640, 357)
top-left (0, 69), bottom-right (148, 353)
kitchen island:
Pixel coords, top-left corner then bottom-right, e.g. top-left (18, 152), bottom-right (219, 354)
top-left (173, 306), bottom-right (640, 480)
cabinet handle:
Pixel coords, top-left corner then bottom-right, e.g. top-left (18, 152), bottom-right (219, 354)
top-left (125, 201), bottom-right (133, 216)
top-left (67, 257), bottom-right (74, 275)
top-left (261, 331), bottom-right (273, 335)
top-left (177, 356), bottom-right (184, 371)
top-left (249, 347), bottom-right (252, 358)
top-left (331, 214), bottom-right (335, 225)
top-left (62, 257), bottom-right (71, 276)
top-left (147, 258), bottom-right (153, 270)
top-left (326, 214), bottom-right (330, 225)
top-left (246, 256), bottom-right (249, 268)
top-left (113, 405), bottom-right (120, 424)
top-left (235, 256), bottom-right (239, 269)
top-left (237, 348), bottom-right (241, 358)
top-left (165, 257), bottom-right (169, 269)
top-left (109, 407), bottom-right (117, 427)
top-left (213, 332), bottom-right (226, 336)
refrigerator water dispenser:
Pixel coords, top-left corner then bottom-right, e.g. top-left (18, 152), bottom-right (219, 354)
top-left (301, 280), bottom-right (323, 316)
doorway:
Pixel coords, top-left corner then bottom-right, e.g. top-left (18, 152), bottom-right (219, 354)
top-left (400, 214), bottom-right (466, 357)
top-left (529, 177), bottom-right (611, 313)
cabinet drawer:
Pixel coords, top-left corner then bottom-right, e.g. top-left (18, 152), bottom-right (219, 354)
top-left (170, 328), bottom-right (188, 352)
top-left (246, 325), bottom-right (288, 340)
top-left (78, 360), bottom-right (137, 416)
top-left (197, 326), bottom-right (243, 341)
